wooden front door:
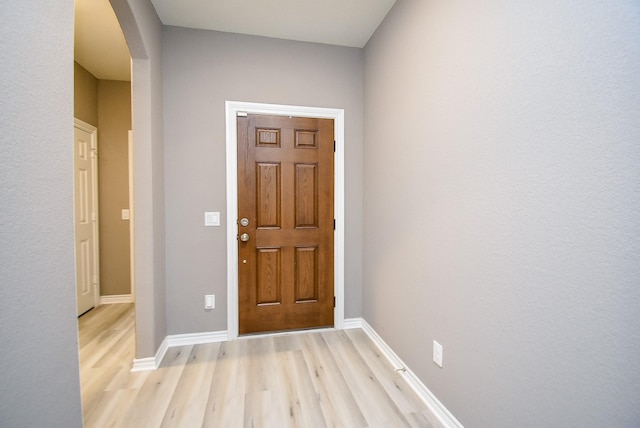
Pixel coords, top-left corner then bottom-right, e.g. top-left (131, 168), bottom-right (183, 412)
top-left (237, 114), bottom-right (334, 334)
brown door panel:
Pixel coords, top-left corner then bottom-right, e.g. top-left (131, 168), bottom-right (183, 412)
top-left (237, 114), bottom-right (334, 334)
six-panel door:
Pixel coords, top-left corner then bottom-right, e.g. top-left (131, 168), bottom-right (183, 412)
top-left (237, 114), bottom-right (334, 334)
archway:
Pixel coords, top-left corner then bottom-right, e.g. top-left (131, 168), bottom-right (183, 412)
top-left (107, 0), bottom-right (166, 360)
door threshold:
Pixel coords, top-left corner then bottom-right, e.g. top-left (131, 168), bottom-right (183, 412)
top-left (237, 325), bottom-right (336, 340)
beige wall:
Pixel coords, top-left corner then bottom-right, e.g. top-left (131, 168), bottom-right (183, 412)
top-left (74, 64), bottom-right (132, 297)
top-left (97, 80), bottom-right (132, 296)
top-left (74, 62), bottom-right (98, 126)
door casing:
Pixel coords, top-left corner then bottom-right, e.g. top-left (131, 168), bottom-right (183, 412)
top-left (128, 130), bottom-right (136, 302)
top-left (225, 101), bottom-right (345, 340)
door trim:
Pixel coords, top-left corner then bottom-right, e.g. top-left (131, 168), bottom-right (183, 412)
top-left (128, 130), bottom-right (136, 302)
top-left (225, 101), bottom-right (345, 340)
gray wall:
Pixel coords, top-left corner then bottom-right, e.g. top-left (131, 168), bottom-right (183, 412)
top-left (162, 27), bottom-right (364, 334)
top-left (363, 1), bottom-right (640, 427)
top-left (0, 0), bottom-right (83, 426)
top-left (110, 0), bottom-right (167, 356)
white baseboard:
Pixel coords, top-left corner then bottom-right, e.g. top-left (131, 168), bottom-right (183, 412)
top-left (131, 336), bottom-right (168, 372)
top-left (359, 319), bottom-right (464, 428)
top-left (343, 317), bottom-right (364, 329)
top-left (130, 356), bottom-right (158, 372)
top-left (166, 330), bottom-right (228, 348)
top-left (100, 294), bottom-right (134, 304)
top-left (130, 331), bottom-right (227, 372)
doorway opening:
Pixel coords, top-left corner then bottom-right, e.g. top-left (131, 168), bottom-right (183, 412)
top-left (74, 0), bottom-right (134, 311)
top-left (74, 0), bottom-right (135, 418)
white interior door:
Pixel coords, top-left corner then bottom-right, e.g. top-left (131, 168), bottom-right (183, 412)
top-left (74, 119), bottom-right (99, 316)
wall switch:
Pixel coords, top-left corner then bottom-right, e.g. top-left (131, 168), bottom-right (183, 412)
top-left (433, 340), bottom-right (443, 368)
top-left (121, 209), bottom-right (130, 220)
top-left (204, 294), bottom-right (215, 310)
top-left (204, 211), bottom-right (220, 226)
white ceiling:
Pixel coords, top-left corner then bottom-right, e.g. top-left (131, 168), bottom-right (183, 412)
top-left (151, 0), bottom-right (397, 48)
top-left (74, 0), bottom-right (396, 82)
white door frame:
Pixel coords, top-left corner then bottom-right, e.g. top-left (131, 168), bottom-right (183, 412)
top-left (74, 118), bottom-right (100, 311)
top-left (225, 101), bottom-right (345, 340)
top-left (128, 130), bottom-right (136, 301)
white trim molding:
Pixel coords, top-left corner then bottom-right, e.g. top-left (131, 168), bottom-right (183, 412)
top-left (131, 336), bottom-right (168, 372)
top-left (360, 320), bottom-right (464, 428)
top-left (130, 356), bottom-right (158, 372)
top-left (127, 130), bottom-right (136, 302)
top-left (99, 294), bottom-right (134, 304)
top-left (343, 317), bottom-right (364, 329)
top-left (166, 331), bottom-right (228, 348)
top-left (225, 101), bottom-right (346, 340)
top-left (131, 331), bottom-right (228, 372)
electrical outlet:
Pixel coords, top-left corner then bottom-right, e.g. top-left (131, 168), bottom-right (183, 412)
top-left (433, 340), bottom-right (443, 368)
top-left (204, 294), bottom-right (215, 310)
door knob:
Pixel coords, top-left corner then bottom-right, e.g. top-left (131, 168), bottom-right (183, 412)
top-left (240, 233), bottom-right (250, 242)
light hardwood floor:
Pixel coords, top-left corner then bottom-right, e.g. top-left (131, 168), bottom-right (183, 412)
top-left (78, 304), bottom-right (441, 428)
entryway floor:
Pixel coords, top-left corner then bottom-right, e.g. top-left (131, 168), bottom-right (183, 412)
top-left (78, 303), bottom-right (442, 428)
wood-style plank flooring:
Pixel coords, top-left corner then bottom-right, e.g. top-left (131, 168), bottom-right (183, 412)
top-left (78, 304), bottom-right (441, 428)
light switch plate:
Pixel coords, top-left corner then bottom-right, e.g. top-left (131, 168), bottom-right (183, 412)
top-left (433, 340), bottom-right (443, 368)
top-left (121, 209), bottom-right (130, 220)
top-left (204, 294), bottom-right (215, 310)
top-left (204, 211), bottom-right (220, 227)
